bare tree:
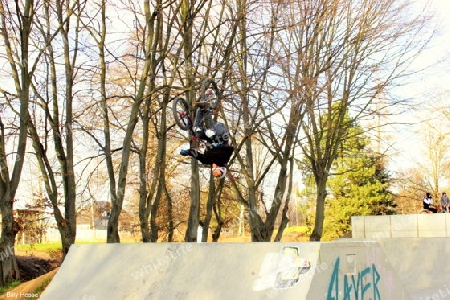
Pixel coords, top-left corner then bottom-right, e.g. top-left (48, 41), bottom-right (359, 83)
top-left (409, 103), bottom-right (450, 200)
top-left (0, 0), bottom-right (33, 285)
top-left (394, 168), bottom-right (430, 213)
top-left (75, 0), bottom-right (166, 243)
top-left (216, 0), bottom-right (310, 242)
top-left (220, 0), bottom-right (432, 242)
top-left (27, 0), bottom-right (83, 260)
top-left (132, 0), bottom-right (179, 242)
top-left (290, 0), bottom-right (432, 240)
top-left (176, 0), bottom-right (240, 242)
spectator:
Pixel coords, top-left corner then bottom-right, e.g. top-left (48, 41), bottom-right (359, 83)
top-left (423, 192), bottom-right (437, 213)
top-left (441, 192), bottom-right (449, 213)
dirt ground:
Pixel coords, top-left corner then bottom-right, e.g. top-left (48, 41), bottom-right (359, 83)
top-left (0, 250), bottom-right (61, 300)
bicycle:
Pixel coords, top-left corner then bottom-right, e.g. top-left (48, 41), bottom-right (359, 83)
top-left (173, 79), bottom-right (233, 178)
top-left (172, 78), bottom-right (221, 138)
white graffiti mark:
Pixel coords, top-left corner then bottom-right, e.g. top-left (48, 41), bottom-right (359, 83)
top-left (253, 246), bottom-right (311, 291)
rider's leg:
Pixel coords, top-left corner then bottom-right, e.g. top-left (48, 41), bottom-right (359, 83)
top-left (203, 109), bottom-right (215, 138)
top-left (193, 107), bottom-right (204, 136)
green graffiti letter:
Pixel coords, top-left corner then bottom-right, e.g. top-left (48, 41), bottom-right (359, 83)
top-left (372, 264), bottom-right (381, 300)
top-left (327, 257), bottom-right (340, 300)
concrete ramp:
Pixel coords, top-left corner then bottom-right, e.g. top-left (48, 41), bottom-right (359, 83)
top-left (41, 239), bottom-right (448, 300)
top-left (379, 238), bottom-right (450, 300)
top-left (308, 240), bottom-right (409, 299)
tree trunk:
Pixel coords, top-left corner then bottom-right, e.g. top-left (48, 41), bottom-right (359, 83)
top-left (165, 184), bottom-right (174, 242)
top-left (310, 176), bottom-right (328, 241)
top-left (185, 158), bottom-right (201, 242)
top-left (211, 201), bottom-right (223, 242)
top-left (150, 100), bottom-right (169, 242)
top-left (149, 184), bottom-right (163, 242)
top-left (0, 0), bottom-right (32, 285)
top-left (182, 0), bottom-right (201, 243)
top-left (0, 191), bottom-right (20, 285)
top-left (275, 156), bottom-right (295, 242)
top-left (107, 198), bottom-right (122, 243)
top-left (202, 175), bottom-right (216, 242)
top-left (28, 119), bottom-right (76, 262)
top-left (248, 187), bottom-right (267, 242)
top-left (138, 107), bottom-right (151, 242)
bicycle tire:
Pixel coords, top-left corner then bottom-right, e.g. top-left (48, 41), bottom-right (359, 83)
top-left (199, 78), bottom-right (220, 110)
top-left (172, 97), bottom-right (191, 131)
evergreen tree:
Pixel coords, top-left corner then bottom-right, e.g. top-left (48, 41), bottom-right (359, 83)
top-left (323, 120), bottom-right (396, 240)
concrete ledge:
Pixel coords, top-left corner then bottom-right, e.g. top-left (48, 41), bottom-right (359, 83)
top-left (447, 214), bottom-right (450, 236)
top-left (418, 214), bottom-right (446, 237)
top-left (351, 214), bottom-right (450, 238)
top-left (391, 215), bottom-right (418, 238)
top-left (363, 215), bottom-right (391, 238)
top-left (351, 216), bottom-right (365, 238)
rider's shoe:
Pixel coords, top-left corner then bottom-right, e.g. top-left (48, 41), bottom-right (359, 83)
top-left (193, 127), bottom-right (203, 134)
top-left (180, 149), bottom-right (190, 156)
top-left (205, 129), bottom-right (215, 138)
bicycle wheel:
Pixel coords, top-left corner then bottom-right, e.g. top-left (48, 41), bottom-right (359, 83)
top-left (199, 78), bottom-right (220, 109)
top-left (172, 97), bottom-right (191, 131)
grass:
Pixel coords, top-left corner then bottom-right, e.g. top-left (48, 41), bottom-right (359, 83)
top-left (0, 280), bottom-right (21, 294)
top-left (74, 240), bottom-right (106, 244)
top-left (15, 242), bottom-right (63, 260)
top-left (283, 226), bottom-right (312, 235)
top-left (15, 242), bottom-right (62, 253)
top-left (25, 276), bottom-right (54, 300)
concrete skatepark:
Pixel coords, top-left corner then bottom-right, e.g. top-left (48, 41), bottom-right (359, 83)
top-left (41, 215), bottom-right (450, 299)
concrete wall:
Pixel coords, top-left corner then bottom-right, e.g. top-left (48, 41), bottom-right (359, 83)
top-left (28, 225), bottom-right (136, 244)
top-left (307, 240), bottom-right (410, 300)
top-left (42, 227), bottom-right (108, 243)
top-left (351, 214), bottom-right (450, 238)
top-left (42, 240), bottom-right (421, 300)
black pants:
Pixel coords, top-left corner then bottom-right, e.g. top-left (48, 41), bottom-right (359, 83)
top-left (194, 107), bottom-right (214, 132)
top-left (425, 206), bottom-right (437, 213)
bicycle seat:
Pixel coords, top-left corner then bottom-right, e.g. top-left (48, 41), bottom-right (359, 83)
top-left (194, 101), bottom-right (210, 109)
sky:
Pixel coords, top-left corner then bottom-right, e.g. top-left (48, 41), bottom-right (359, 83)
top-left (10, 0), bottom-right (450, 208)
top-left (386, 0), bottom-right (450, 174)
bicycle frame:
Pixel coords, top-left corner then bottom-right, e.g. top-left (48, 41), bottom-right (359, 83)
top-left (172, 78), bottom-right (221, 144)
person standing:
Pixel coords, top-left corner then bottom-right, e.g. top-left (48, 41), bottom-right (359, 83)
top-left (441, 192), bottom-right (449, 213)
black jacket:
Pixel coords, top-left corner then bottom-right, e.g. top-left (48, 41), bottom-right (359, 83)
top-left (423, 196), bottom-right (433, 209)
top-left (190, 145), bottom-right (234, 167)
